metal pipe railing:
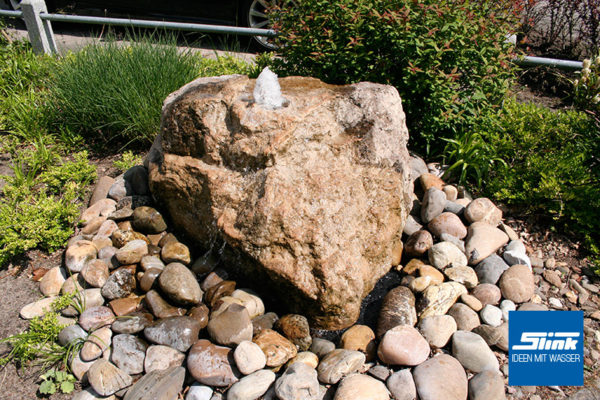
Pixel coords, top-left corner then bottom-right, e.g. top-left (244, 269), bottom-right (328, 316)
top-left (514, 56), bottom-right (583, 71)
top-left (39, 13), bottom-right (276, 37)
top-left (0, 9), bottom-right (23, 17)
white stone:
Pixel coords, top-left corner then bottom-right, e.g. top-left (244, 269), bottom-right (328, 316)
top-left (480, 305), bottom-right (503, 327)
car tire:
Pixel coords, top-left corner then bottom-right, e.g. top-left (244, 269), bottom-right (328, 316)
top-left (241, 0), bottom-right (278, 50)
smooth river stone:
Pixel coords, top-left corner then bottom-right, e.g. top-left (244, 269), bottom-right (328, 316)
top-left (63, 288), bottom-right (105, 316)
top-left (58, 324), bottom-right (88, 347)
top-left (140, 255), bottom-right (165, 271)
top-left (93, 219), bottom-right (119, 240)
top-left (66, 240), bottom-right (98, 273)
top-left (111, 334), bottom-right (147, 375)
top-left (123, 366), bottom-right (185, 400)
top-left (87, 359), bottom-right (132, 397)
top-left (472, 284), bottom-right (502, 306)
top-left (317, 349), bottom-right (366, 384)
top-left (464, 197), bottom-right (502, 226)
top-left (144, 344), bottom-right (185, 373)
top-left (231, 289), bottom-right (265, 318)
top-left (418, 315), bottom-right (457, 348)
top-left (115, 239), bottom-right (148, 265)
top-left (428, 212), bottom-right (467, 239)
top-left (161, 241), bottom-right (191, 265)
top-left (412, 354), bottom-right (467, 400)
top-left (79, 306), bottom-right (115, 331)
top-left (469, 370), bottom-right (506, 400)
top-left (288, 351), bottom-right (319, 369)
top-left (19, 296), bottom-right (57, 319)
top-left (421, 188), bottom-right (447, 224)
top-left (81, 327), bottom-right (112, 361)
top-left (112, 312), bottom-right (153, 334)
top-left (205, 280), bottom-right (236, 308)
top-left (254, 329), bottom-right (298, 367)
top-left (89, 176), bottom-right (115, 206)
top-left (144, 316), bottom-right (200, 352)
top-left (207, 303), bottom-right (253, 347)
top-left (109, 296), bottom-right (143, 316)
top-left (145, 290), bottom-right (187, 319)
top-left (452, 330), bottom-right (499, 373)
top-left (276, 314), bottom-right (312, 351)
top-left (464, 222), bottom-right (508, 265)
top-left (187, 339), bottom-right (240, 387)
top-left (418, 282), bottom-right (467, 319)
top-left (188, 304), bottom-right (210, 329)
top-left (340, 325), bottom-right (376, 361)
top-left (227, 370), bottom-right (276, 400)
top-left (474, 254), bottom-right (509, 285)
top-left (498, 264), bottom-right (534, 303)
top-left (334, 373), bottom-right (390, 400)
top-left (39, 267), bottom-right (66, 296)
top-left (376, 286), bottom-right (417, 338)
top-left (275, 362), bottom-right (320, 400)
top-left (131, 206), bottom-right (167, 234)
top-left (140, 268), bottom-right (162, 292)
top-left (448, 303), bottom-right (480, 332)
top-left (428, 241), bottom-right (467, 270)
top-left (233, 341), bottom-right (267, 375)
top-left (386, 369), bottom-right (416, 400)
top-left (404, 230), bottom-right (433, 257)
top-left (445, 266), bottom-right (478, 289)
top-left (101, 269), bottom-right (136, 301)
top-left (377, 325), bottom-right (429, 366)
top-left (81, 259), bottom-right (110, 288)
top-left (158, 262), bottom-right (202, 306)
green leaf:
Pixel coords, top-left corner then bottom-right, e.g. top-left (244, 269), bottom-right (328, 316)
top-left (39, 380), bottom-right (56, 395)
top-left (60, 380), bottom-right (75, 394)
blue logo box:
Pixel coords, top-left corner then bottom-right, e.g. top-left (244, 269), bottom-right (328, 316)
top-left (509, 311), bottom-right (583, 386)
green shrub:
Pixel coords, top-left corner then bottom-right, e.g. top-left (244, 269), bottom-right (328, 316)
top-left (113, 151), bottom-right (143, 173)
top-left (198, 54), bottom-right (259, 77)
top-left (269, 0), bottom-right (517, 153)
top-left (0, 150), bottom-right (96, 266)
top-left (51, 35), bottom-right (202, 144)
top-left (480, 98), bottom-right (599, 240)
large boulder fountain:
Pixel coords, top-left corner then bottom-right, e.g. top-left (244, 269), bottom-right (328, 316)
top-left (147, 73), bottom-right (413, 329)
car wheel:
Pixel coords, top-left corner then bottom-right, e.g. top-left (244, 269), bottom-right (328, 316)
top-left (245, 0), bottom-right (292, 50)
top-left (9, 0), bottom-right (21, 9)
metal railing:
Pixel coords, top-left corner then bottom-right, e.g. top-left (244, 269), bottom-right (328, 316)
top-left (0, 0), bottom-right (584, 71)
top-left (0, 0), bottom-right (275, 54)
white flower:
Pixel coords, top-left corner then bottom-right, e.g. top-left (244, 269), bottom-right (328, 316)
top-left (583, 59), bottom-right (591, 69)
top-left (582, 67), bottom-right (591, 77)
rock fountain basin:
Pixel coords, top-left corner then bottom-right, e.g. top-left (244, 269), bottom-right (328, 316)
top-left (147, 74), bottom-right (413, 329)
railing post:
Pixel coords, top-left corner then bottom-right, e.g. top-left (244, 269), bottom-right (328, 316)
top-left (21, 0), bottom-right (57, 54)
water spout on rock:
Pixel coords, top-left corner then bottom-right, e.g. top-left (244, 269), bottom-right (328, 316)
top-left (253, 67), bottom-right (287, 110)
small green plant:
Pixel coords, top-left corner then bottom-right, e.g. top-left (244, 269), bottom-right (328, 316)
top-left (39, 369), bottom-right (77, 395)
top-left (442, 128), bottom-right (507, 186)
top-left (269, 0), bottom-right (518, 154)
top-left (0, 149), bottom-right (96, 266)
top-left (113, 151), bottom-right (143, 173)
top-left (198, 53), bottom-right (259, 77)
top-left (573, 54), bottom-right (600, 117)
